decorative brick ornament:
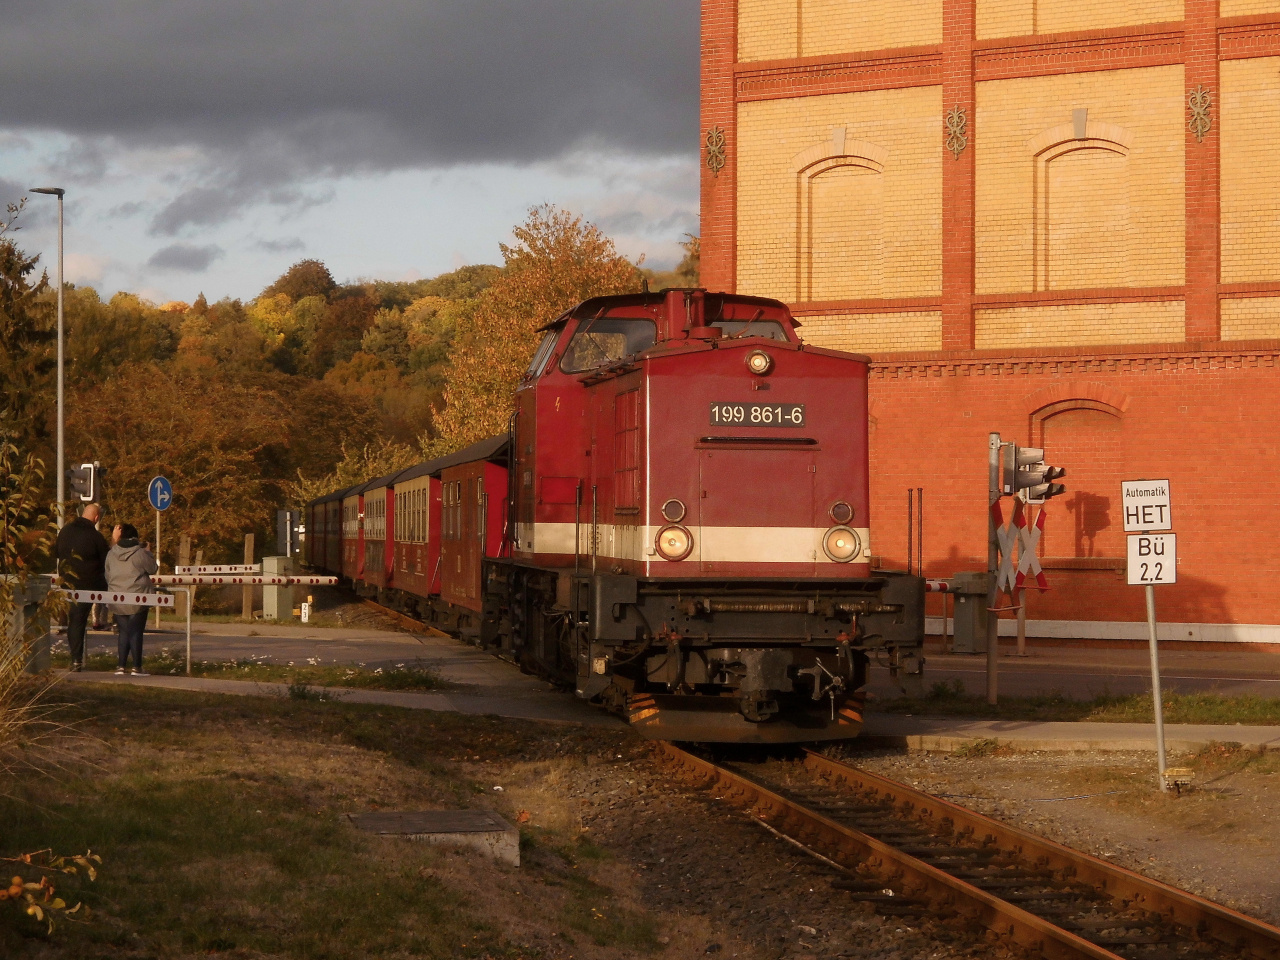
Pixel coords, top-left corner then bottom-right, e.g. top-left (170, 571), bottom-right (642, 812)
top-left (705, 126), bottom-right (727, 177)
top-left (945, 106), bottom-right (968, 159)
top-left (1187, 85), bottom-right (1212, 143)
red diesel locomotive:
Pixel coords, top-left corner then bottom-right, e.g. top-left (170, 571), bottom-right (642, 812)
top-left (307, 289), bottom-right (924, 742)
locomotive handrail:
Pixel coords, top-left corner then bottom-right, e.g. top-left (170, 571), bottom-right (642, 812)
top-left (698, 435), bottom-right (818, 445)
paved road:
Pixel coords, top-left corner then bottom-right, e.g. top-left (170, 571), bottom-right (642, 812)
top-left (62, 618), bottom-right (1280, 704)
top-left (868, 645), bottom-right (1280, 700)
top-left (57, 618), bottom-right (1279, 752)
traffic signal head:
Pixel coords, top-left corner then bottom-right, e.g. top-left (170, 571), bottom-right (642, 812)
top-left (66, 461), bottom-right (102, 503)
top-left (1002, 445), bottom-right (1066, 502)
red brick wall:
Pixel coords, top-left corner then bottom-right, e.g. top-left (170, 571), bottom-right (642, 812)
top-left (868, 340), bottom-right (1280, 625)
top-left (700, 0), bottom-right (737, 292)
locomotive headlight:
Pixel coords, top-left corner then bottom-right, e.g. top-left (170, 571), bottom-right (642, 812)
top-left (655, 524), bottom-right (693, 561)
top-left (829, 500), bottom-right (854, 524)
top-left (746, 350), bottom-right (773, 376)
top-left (822, 525), bottom-right (861, 563)
top-left (661, 498), bottom-right (686, 523)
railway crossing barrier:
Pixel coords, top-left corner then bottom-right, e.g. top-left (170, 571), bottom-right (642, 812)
top-left (54, 564), bottom-right (338, 677)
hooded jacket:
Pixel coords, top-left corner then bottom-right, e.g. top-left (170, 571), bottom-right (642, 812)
top-left (104, 540), bottom-right (159, 615)
top-left (55, 517), bottom-right (110, 590)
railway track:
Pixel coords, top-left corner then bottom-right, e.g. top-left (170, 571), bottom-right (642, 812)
top-left (660, 743), bottom-right (1280, 960)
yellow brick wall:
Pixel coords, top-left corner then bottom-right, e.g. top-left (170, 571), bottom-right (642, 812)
top-left (799, 312), bottom-right (943, 352)
top-left (1220, 298), bottom-right (1280, 340)
top-left (1220, 0), bottom-right (1280, 17)
top-left (975, 66), bottom-right (1184, 295)
top-left (736, 86), bottom-right (942, 302)
top-left (1221, 58), bottom-right (1280, 284)
top-left (974, 301), bottom-right (1185, 348)
top-left (738, 0), bottom-right (797, 62)
top-left (801, 0), bottom-right (941, 57)
top-left (977, 0), bottom-right (1183, 40)
top-left (738, 0), bottom-right (941, 62)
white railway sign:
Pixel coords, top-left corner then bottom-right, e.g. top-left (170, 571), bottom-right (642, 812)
top-left (1122, 479), bottom-right (1172, 532)
top-left (1127, 534), bottom-right (1178, 586)
top-left (1122, 477), bottom-right (1178, 793)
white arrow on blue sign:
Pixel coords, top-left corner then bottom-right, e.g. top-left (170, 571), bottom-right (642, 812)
top-left (149, 475), bottom-right (173, 512)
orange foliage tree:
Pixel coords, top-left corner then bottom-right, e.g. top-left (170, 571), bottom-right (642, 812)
top-left (427, 205), bottom-right (641, 455)
top-left (66, 364), bottom-right (282, 560)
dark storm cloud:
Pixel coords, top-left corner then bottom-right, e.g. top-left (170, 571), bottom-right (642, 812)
top-left (1, 1), bottom-right (699, 230)
top-left (255, 238), bottom-right (306, 254)
top-left (147, 243), bottom-right (225, 272)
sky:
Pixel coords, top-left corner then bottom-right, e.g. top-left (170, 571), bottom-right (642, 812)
top-left (0, 1), bottom-right (701, 305)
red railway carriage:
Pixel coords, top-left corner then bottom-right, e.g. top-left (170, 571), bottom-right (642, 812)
top-left (354, 471), bottom-right (400, 592)
top-left (390, 463), bottom-right (441, 605)
top-left (340, 482), bottom-right (371, 582)
top-left (308, 486), bottom-right (353, 577)
top-left (434, 437), bottom-right (510, 616)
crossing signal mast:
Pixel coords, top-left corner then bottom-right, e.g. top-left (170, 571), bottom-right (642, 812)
top-left (1001, 445), bottom-right (1067, 503)
top-left (986, 435), bottom-right (1067, 707)
top-left (66, 462), bottom-right (103, 503)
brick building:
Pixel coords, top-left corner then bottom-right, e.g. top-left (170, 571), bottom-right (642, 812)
top-left (700, 0), bottom-right (1280, 642)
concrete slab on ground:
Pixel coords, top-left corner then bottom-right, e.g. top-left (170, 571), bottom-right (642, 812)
top-left (861, 712), bottom-right (1280, 754)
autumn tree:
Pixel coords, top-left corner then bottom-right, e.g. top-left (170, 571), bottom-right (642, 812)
top-left (0, 202), bottom-right (54, 452)
top-left (428, 206), bottom-right (641, 454)
top-left (63, 288), bottom-right (178, 385)
top-left (261, 259), bottom-right (336, 302)
top-left (66, 364), bottom-right (284, 560)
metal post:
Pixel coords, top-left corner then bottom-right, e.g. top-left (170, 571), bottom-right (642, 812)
top-left (1016, 587), bottom-right (1026, 657)
top-left (906, 488), bottom-right (913, 575)
top-left (55, 192), bottom-right (64, 528)
top-left (590, 485), bottom-right (598, 575)
top-left (1146, 583), bottom-right (1168, 791)
top-left (154, 509), bottom-right (161, 629)
top-left (185, 586), bottom-right (193, 677)
top-left (917, 487), bottom-right (923, 577)
top-left (941, 591), bottom-right (950, 652)
top-left (986, 433), bottom-right (1001, 705)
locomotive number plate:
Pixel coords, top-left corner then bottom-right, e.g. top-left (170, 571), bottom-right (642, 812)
top-left (710, 402), bottom-right (805, 426)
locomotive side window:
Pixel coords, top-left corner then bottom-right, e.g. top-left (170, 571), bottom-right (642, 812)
top-left (712, 319), bottom-right (789, 341)
top-left (560, 317), bottom-right (657, 373)
top-left (525, 329), bottom-right (560, 378)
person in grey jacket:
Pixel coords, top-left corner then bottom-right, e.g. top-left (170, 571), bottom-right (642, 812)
top-left (104, 523), bottom-right (158, 676)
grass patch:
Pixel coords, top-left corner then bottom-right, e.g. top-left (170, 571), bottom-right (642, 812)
top-left (2, 685), bottom-right (645, 958)
top-left (877, 689), bottom-right (1280, 725)
top-left (52, 648), bottom-right (445, 691)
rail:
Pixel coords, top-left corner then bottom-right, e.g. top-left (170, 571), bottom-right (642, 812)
top-left (657, 742), bottom-right (1280, 960)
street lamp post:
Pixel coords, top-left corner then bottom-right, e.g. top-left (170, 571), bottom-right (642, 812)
top-left (29, 187), bottom-right (65, 528)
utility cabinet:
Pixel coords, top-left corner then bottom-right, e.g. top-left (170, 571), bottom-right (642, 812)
top-left (262, 556), bottom-right (293, 621)
top-left (950, 572), bottom-right (991, 654)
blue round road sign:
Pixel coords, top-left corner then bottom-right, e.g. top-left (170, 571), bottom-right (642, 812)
top-left (149, 475), bottom-right (173, 512)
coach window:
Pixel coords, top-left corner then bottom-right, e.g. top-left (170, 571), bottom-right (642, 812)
top-left (560, 317), bottom-right (656, 373)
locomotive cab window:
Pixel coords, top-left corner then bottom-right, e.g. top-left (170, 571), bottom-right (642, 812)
top-left (524, 329), bottom-right (560, 378)
top-left (711, 319), bottom-right (790, 341)
top-left (560, 316), bottom-right (656, 373)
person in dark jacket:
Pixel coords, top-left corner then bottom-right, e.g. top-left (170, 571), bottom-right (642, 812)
top-left (54, 502), bottom-right (110, 671)
top-left (104, 523), bottom-right (158, 676)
